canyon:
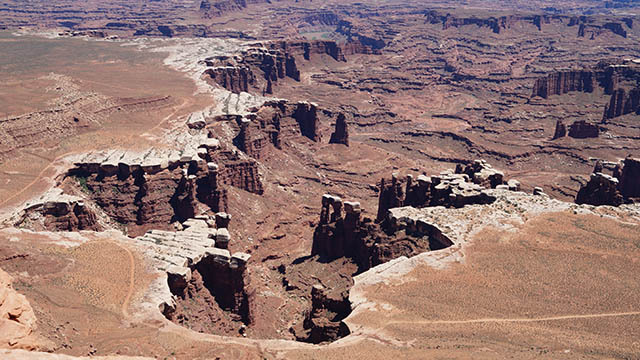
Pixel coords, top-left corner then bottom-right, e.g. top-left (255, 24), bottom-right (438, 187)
top-left (0, 0), bottom-right (639, 359)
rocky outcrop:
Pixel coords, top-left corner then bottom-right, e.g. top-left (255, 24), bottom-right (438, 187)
top-left (455, 160), bottom-right (505, 188)
top-left (211, 150), bottom-right (263, 194)
top-left (302, 193), bottom-right (454, 343)
top-left (15, 189), bottom-right (101, 232)
top-left (329, 113), bottom-right (349, 146)
top-left (568, 120), bottom-right (600, 138)
top-left (199, 0), bottom-right (269, 18)
top-left (201, 39), bottom-right (372, 95)
top-left (552, 120), bottom-right (567, 139)
top-left (376, 160), bottom-right (503, 222)
top-left (203, 66), bottom-right (255, 94)
top-left (65, 137), bottom-right (263, 235)
top-left (575, 157), bottom-right (640, 205)
top-left (575, 172), bottom-right (623, 206)
top-left (603, 87), bottom-right (640, 120)
top-left (233, 100), bottom-right (322, 159)
top-left (531, 70), bottom-right (595, 98)
top-left (603, 22), bottom-right (628, 38)
top-left (258, 40), bottom-right (347, 62)
top-left (203, 48), bottom-right (300, 95)
top-left (295, 284), bottom-right (350, 344)
top-left (619, 157), bottom-right (640, 200)
top-left (142, 215), bottom-right (252, 332)
top-left (312, 195), bottom-right (452, 272)
top-left (0, 268), bottom-right (41, 350)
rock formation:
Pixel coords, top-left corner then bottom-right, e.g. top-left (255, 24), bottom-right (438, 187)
top-left (531, 70), bottom-right (595, 98)
top-left (199, 0), bottom-right (269, 18)
top-left (256, 40), bottom-right (347, 62)
top-left (575, 157), bottom-right (640, 205)
top-left (329, 113), bottom-right (349, 146)
top-left (136, 215), bottom-right (252, 331)
top-left (568, 120), bottom-right (600, 138)
top-left (64, 137), bottom-right (264, 236)
top-left (619, 157), bottom-right (640, 200)
top-left (203, 47), bottom-right (300, 95)
top-left (295, 284), bottom-right (350, 344)
top-left (203, 65), bottom-right (255, 94)
top-left (312, 194), bottom-right (452, 272)
top-left (376, 160), bottom-right (504, 222)
top-left (15, 189), bottom-right (101, 232)
top-left (552, 120), bottom-right (567, 139)
top-left (575, 172), bottom-right (624, 206)
top-left (603, 87), bottom-right (640, 120)
top-left (233, 100), bottom-right (322, 159)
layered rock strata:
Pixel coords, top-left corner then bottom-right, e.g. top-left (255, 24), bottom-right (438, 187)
top-left (135, 216), bottom-right (252, 329)
top-left (312, 195), bottom-right (452, 272)
top-left (603, 87), bottom-right (640, 120)
top-left (568, 120), bottom-right (600, 138)
top-left (14, 189), bottom-right (101, 232)
top-left (203, 46), bottom-right (300, 95)
top-left (64, 134), bottom-right (263, 235)
top-left (376, 160), bottom-right (505, 222)
top-left (233, 100), bottom-right (322, 159)
top-left (202, 39), bottom-right (365, 95)
top-left (531, 70), bottom-right (595, 98)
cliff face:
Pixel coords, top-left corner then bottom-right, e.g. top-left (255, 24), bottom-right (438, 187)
top-left (15, 190), bottom-right (102, 232)
top-left (259, 40), bottom-right (347, 62)
top-left (203, 48), bottom-right (300, 95)
top-left (203, 66), bottom-right (255, 93)
top-left (164, 236), bottom-right (253, 333)
top-left (575, 172), bottom-right (623, 206)
top-left (296, 284), bottom-right (350, 344)
top-left (202, 39), bottom-right (374, 95)
top-left (233, 100), bottom-right (322, 160)
top-left (312, 195), bottom-right (452, 273)
top-left (552, 120), bottom-right (567, 139)
top-left (603, 87), bottom-right (640, 120)
top-left (211, 150), bottom-right (264, 195)
top-left (199, 0), bottom-right (270, 18)
top-left (65, 141), bottom-right (264, 236)
top-left (619, 157), bottom-right (640, 200)
top-left (531, 71), bottom-right (595, 98)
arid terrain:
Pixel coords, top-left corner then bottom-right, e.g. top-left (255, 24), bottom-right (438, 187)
top-left (0, 0), bottom-right (639, 359)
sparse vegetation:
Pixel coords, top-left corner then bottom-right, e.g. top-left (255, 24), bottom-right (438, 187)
top-left (76, 175), bottom-right (91, 193)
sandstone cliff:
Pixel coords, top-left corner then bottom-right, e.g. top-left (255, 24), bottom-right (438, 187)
top-left (531, 70), bottom-right (595, 98)
top-left (0, 268), bottom-right (46, 350)
top-left (233, 100), bottom-right (322, 160)
top-left (65, 140), bottom-right (263, 236)
top-left (603, 87), bottom-right (640, 120)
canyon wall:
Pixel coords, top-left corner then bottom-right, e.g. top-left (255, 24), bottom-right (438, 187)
top-left (233, 100), bottom-right (322, 160)
top-left (531, 71), bottom-right (595, 98)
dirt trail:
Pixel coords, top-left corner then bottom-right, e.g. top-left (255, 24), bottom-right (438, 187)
top-left (111, 241), bottom-right (136, 318)
top-left (387, 311), bottom-right (640, 326)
